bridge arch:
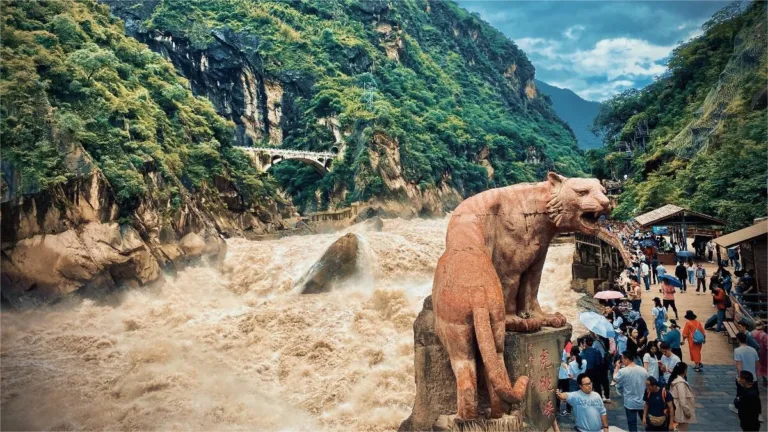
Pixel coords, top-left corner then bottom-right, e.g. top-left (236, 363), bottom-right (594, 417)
top-left (237, 146), bottom-right (337, 175)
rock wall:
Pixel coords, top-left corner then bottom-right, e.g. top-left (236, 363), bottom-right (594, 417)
top-left (400, 296), bottom-right (572, 432)
top-left (0, 145), bottom-right (291, 308)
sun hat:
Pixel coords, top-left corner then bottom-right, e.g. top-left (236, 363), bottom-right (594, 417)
top-left (684, 310), bottom-right (697, 320)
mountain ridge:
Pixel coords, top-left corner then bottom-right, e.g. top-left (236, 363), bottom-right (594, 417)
top-left (535, 79), bottom-right (602, 150)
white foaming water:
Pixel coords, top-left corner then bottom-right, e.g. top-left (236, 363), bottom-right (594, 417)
top-left (1, 217), bottom-right (580, 431)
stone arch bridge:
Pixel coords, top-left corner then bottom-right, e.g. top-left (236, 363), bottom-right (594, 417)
top-left (237, 147), bottom-right (338, 174)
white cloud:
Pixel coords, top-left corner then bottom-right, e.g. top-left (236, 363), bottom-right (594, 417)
top-left (563, 25), bottom-right (586, 40)
top-left (677, 23), bottom-right (687, 30)
top-left (569, 38), bottom-right (673, 80)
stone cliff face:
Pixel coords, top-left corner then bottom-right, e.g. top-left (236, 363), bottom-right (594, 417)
top-left (0, 142), bottom-right (291, 308)
top-left (101, 0), bottom-right (584, 217)
top-left (105, 0), bottom-right (299, 148)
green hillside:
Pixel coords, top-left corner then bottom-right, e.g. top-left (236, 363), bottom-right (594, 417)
top-left (589, 1), bottom-right (767, 231)
top-left (536, 80), bottom-right (602, 150)
top-left (1, 0), bottom-right (280, 217)
top-left (105, 0), bottom-right (587, 212)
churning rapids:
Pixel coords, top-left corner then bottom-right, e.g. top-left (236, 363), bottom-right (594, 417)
top-left (1, 217), bottom-right (584, 431)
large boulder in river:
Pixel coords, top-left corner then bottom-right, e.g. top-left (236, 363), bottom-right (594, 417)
top-left (299, 233), bottom-right (360, 294)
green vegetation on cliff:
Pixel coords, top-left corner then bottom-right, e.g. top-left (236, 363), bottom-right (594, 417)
top-left (132, 0), bottom-right (586, 211)
top-left (1, 0), bottom-right (280, 215)
top-left (589, 2), bottom-right (767, 230)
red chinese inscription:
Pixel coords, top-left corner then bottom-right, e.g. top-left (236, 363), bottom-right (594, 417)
top-left (539, 348), bottom-right (553, 370)
top-left (538, 374), bottom-right (553, 393)
top-left (541, 397), bottom-right (556, 418)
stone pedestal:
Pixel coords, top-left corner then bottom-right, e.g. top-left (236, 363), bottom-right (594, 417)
top-left (399, 296), bottom-right (572, 432)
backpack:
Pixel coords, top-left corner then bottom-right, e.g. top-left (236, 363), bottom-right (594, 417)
top-left (693, 327), bottom-right (706, 344)
top-left (696, 268), bottom-right (705, 278)
top-left (724, 295), bottom-right (732, 308)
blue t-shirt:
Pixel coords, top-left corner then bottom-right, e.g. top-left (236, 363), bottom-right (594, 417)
top-left (615, 365), bottom-right (649, 410)
top-left (566, 390), bottom-right (607, 432)
top-left (663, 329), bottom-right (682, 349)
top-left (582, 347), bottom-right (603, 370)
top-left (644, 387), bottom-right (674, 417)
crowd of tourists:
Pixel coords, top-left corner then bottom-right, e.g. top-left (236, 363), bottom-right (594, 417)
top-left (554, 230), bottom-right (766, 432)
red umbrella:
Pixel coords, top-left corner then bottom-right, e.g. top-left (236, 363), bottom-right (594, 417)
top-left (594, 291), bottom-right (625, 300)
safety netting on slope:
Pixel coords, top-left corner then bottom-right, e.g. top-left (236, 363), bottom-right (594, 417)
top-left (668, 18), bottom-right (767, 159)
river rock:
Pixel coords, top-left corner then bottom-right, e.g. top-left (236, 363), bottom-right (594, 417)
top-left (399, 296), bottom-right (572, 432)
top-left (298, 233), bottom-right (360, 294)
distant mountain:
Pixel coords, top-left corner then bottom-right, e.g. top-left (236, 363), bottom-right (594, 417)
top-left (535, 80), bottom-right (602, 150)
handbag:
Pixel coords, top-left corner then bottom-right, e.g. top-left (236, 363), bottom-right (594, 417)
top-left (649, 414), bottom-right (667, 427)
top-left (693, 327), bottom-right (706, 344)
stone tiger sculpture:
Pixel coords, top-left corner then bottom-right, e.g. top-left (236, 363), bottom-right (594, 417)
top-left (432, 173), bottom-right (611, 420)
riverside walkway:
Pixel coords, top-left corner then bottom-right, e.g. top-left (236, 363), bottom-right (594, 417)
top-left (558, 238), bottom-right (768, 432)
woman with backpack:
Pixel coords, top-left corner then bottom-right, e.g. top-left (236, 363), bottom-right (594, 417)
top-left (668, 362), bottom-right (697, 431)
top-left (652, 297), bottom-right (668, 340)
top-left (682, 310), bottom-right (706, 372)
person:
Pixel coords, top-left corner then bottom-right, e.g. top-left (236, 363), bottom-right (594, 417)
top-left (660, 278), bottom-right (679, 320)
top-left (663, 320), bottom-right (684, 360)
top-left (659, 342), bottom-right (680, 386)
top-left (656, 262), bottom-right (667, 283)
top-left (628, 277), bottom-right (642, 312)
top-left (734, 247), bottom-right (741, 271)
top-left (558, 342), bottom-right (574, 415)
top-left (643, 342), bottom-right (661, 381)
top-left (569, 347), bottom-right (588, 391)
top-left (712, 285), bottom-right (727, 333)
top-left (651, 255), bottom-right (659, 285)
top-left (627, 328), bottom-right (647, 365)
top-left (681, 310), bottom-right (705, 371)
top-left (723, 270), bottom-right (733, 295)
top-left (652, 297), bottom-right (667, 340)
top-left (730, 332), bottom-right (760, 415)
top-left (643, 376), bottom-right (675, 431)
top-left (686, 261), bottom-right (695, 286)
top-left (735, 371), bottom-right (762, 431)
top-left (675, 262), bottom-right (688, 293)
top-left (641, 260), bottom-right (651, 292)
top-left (581, 337), bottom-right (609, 403)
top-left (668, 362), bottom-right (696, 431)
top-left (556, 373), bottom-right (609, 432)
top-left (752, 321), bottom-right (768, 387)
top-left (613, 351), bottom-right (649, 432)
top-left (695, 264), bottom-right (707, 293)
top-left (707, 239), bottom-right (715, 263)
top-left (634, 314), bottom-right (650, 340)
top-left (737, 320), bottom-right (761, 353)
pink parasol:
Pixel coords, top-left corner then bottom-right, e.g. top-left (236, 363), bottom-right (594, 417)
top-left (594, 291), bottom-right (625, 300)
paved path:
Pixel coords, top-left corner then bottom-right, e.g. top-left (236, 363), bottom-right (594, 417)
top-left (556, 365), bottom-right (768, 431)
top-left (639, 256), bottom-right (734, 365)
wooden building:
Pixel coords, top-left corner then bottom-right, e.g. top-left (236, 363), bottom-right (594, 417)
top-left (633, 204), bottom-right (726, 251)
top-left (572, 228), bottom-right (631, 294)
top-left (714, 220), bottom-right (768, 322)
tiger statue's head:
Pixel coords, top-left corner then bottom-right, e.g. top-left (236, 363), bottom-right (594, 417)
top-left (545, 172), bottom-right (612, 235)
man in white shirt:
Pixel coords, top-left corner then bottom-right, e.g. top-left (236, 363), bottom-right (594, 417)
top-left (641, 261), bottom-right (651, 292)
top-left (730, 332), bottom-right (761, 416)
top-left (613, 352), bottom-right (649, 432)
top-left (659, 342), bottom-right (680, 386)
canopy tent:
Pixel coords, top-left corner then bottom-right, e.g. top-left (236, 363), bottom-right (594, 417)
top-left (633, 204), bottom-right (726, 251)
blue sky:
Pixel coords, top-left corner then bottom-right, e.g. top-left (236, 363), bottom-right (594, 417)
top-left (456, 1), bottom-right (731, 101)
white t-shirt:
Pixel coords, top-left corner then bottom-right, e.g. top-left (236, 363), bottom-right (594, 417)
top-left (735, 345), bottom-right (759, 377)
top-left (569, 359), bottom-right (588, 379)
top-left (660, 353), bottom-right (680, 380)
top-left (641, 263), bottom-right (650, 276)
top-left (643, 353), bottom-right (660, 380)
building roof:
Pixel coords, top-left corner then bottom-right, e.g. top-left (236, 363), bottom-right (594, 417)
top-left (713, 220), bottom-right (768, 248)
top-left (633, 204), bottom-right (726, 227)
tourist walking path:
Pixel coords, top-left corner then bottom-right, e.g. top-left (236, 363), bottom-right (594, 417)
top-left (559, 239), bottom-right (767, 431)
top-left (640, 257), bottom-right (733, 365)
